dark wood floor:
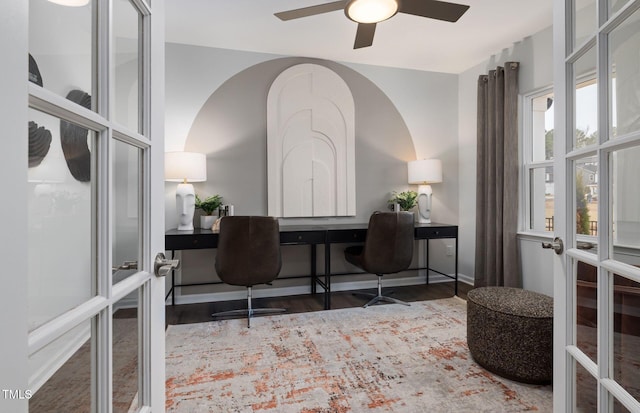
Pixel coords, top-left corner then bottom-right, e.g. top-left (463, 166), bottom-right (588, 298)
top-left (166, 281), bottom-right (472, 326)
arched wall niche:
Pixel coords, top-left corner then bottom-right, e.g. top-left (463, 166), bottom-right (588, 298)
top-left (184, 56), bottom-right (416, 225)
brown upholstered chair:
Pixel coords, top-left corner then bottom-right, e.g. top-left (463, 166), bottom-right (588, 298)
top-left (212, 216), bottom-right (285, 327)
top-left (344, 211), bottom-right (415, 307)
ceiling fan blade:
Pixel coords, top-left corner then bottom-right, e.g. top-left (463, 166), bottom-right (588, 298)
top-left (399, 0), bottom-right (469, 22)
top-left (275, 1), bottom-right (347, 21)
top-left (354, 23), bottom-right (376, 49)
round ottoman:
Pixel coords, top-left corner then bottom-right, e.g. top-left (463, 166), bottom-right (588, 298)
top-left (467, 287), bottom-right (553, 384)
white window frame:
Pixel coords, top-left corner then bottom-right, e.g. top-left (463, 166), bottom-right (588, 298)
top-left (520, 86), bottom-right (555, 237)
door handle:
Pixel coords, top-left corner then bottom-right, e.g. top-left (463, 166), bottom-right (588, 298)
top-left (541, 237), bottom-right (564, 255)
top-left (112, 260), bottom-right (138, 274)
top-left (154, 253), bottom-right (180, 277)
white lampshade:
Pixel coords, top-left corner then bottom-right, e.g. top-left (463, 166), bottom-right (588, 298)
top-left (345, 0), bottom-right (399, 23)
top-left (165, 152), bottom-right (207, 183)
top-left (408, 159), bottom-right (443, 184)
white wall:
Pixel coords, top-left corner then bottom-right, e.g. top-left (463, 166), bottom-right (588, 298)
top-left (458, 25), bottom-right (555, 296)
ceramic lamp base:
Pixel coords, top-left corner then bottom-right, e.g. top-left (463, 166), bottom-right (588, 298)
top-left (416, 184), bottom-right (433, 224)
top-left (176, 182), bottom-right (195, 231)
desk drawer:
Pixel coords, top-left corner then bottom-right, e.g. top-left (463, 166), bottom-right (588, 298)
top-left (165, 234), bottom-right (218, 250)
top-left (415, 226), bottom-right (457, 239)
top-left (327, 229), bottom-right (367, 243)
top-left (280, 231), bottom-right (325, 245)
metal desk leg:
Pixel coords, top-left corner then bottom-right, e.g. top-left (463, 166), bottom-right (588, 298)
top-left (171, 250), bottom-right (176, 306)
top-left (425, 239), bottom-right (430, 285)
top-left (455, 237), bottom-right (459, 296)
top-left (311, 244), bottom-right (317, 295)
top-left (324, 242), bottom-right (331, 310)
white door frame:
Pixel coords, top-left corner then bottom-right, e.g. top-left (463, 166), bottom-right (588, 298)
top-left (552, 0), bottom-right (569, 409)
top-left (0, 0), bottom-right (29, 411)
top-left (0, 0), bottom-right (165, 411)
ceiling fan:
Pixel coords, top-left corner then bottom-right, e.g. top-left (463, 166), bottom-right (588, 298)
top-left (275, 0), bottom-right (470, 49)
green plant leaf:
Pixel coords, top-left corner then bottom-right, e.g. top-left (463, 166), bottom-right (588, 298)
top-left (195, 194), bottom-right (223, 215)
top-left (388, 190), bottom-right (418, 211)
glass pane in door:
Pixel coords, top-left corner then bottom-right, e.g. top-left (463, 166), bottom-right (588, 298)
top-left (576, 261), bottom-right (598, 361)
top-left (29, 0), bottom-right (95, 110)
top-left (609, 0), bottom-right (632, 18)
top-left (574, 157), bottom-right (599, 248)
top-left (574, 47), bottom-right (598, 150)
top-left (28, 108), bottom-right (96, 331)
top-left (576, 360), bottom-right (598, 412)
top-left (113, 0), bottom-right (141, 133)
top-left (612, 274), bottom-right (640, 402)
top-left (609, 7), bottom-right (640, 139)
top-left (29, 319), bottom-right (93, 412)
top-left (611, 147), bottom-right (640, 252)
top-left (574, 0), bottom-right (597, 49)
top-left (113, 294), bottom-right (140, 412)
top-left (112, 140), bottom-right (141, 284)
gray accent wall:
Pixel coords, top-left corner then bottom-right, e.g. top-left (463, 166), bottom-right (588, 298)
top-left (165, 44), bottom-right (460, 300)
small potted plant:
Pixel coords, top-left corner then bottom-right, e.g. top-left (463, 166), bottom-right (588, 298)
top-left (388, 190), bottom-right (418, 212)
top-left (195, 194), bottom-right (223, 229)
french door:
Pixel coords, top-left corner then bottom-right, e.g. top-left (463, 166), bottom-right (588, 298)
top-left (0, 0), bottom-right (166, 411)
top-left (553, 0), bottom-right (640, 411)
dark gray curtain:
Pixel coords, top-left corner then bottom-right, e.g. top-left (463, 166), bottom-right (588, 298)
top-left (475, 62), bottom-right (521, 288)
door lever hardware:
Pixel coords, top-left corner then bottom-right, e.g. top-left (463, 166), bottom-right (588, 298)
top-left (541, 237), bottom-right (564, 255)
top-left (154, 253), bottom-right (180, 277)
top-left (112, 260), bottom-right (138, 273)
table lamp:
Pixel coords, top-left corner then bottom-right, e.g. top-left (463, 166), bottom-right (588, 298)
top-left (165, 151), bottom-right (206, 231)
top-left (408, 159), bottom-right (442, 223)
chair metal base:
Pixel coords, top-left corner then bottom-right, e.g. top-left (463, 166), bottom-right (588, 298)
top-left (212, 286), bottom-right (286, 328)
top-left (354, 275), bottom-right (410, 308)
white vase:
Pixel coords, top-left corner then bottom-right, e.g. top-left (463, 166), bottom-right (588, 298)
top-left (200, 214), bottom-right (217, 229)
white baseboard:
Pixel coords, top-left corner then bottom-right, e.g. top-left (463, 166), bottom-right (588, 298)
top-left (167, 272), bottom-right (473, 306)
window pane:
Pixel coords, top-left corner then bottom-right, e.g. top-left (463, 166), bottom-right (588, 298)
top-left (531, 93), bottom-right (554, 162)
top-left (609, 0), bottom-right (631, 17)
top-left (29, 0), bottom-right (95, 110)
top-left (576, 261), bottom-right (598, 362)
top-left (574, 0), bottom-right (597, 49)
top-left (574, 49), bottom-right (598, 149)
top-left (609, 7), bottom-right (640, 139)
top-left (612, 274), bottom-right (640, 404)
top-left (529, 166), bottom-right (554, 232)
top-left (574, 157), bottom-right (599, 245)
top-left (612, 147), bottom-right (640, 253)
top-left (614, 397), bottom-right (632, 412)
top-left (114, 294), bottom-right (139, 412)
top-left (575, 359), bottom-right (598, 412)
top-left (112, 140), bottom-right (141, 284)
top-left (28, 108), bottom-right (96, 331)
top-left (29, 320), bottom-right (93, 412)
top-left (113, 0), bottom-right (141, 132)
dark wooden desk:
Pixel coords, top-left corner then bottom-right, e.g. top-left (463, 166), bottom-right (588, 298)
top-left (165, 222), bottom-right (458, 309)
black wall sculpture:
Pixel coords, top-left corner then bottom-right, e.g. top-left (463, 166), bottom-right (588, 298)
top-left (60, 89), bottom-right (92, 182)
top-left (28, 121), bottom-right (52, 168)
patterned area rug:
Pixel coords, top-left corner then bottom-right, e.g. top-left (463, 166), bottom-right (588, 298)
top-left (165, 297), bottom-right (552, 412)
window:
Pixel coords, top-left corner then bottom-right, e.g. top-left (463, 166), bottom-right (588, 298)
top-left (522, 87), bottom-right (555, 233)
top-left (522, 80), bottom-right (599, 236)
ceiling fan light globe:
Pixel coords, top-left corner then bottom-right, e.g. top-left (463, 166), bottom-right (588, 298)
top-left (47, 0), bottom-right (90, 6)
top-left (345, 0), bottom-right (399, 24)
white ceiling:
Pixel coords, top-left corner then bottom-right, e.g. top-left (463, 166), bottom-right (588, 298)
top-left (165, 0), bottom-right (553, 74)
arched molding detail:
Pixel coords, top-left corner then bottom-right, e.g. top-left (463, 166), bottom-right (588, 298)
top-left (267, 63), bottom-right (356, 217)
